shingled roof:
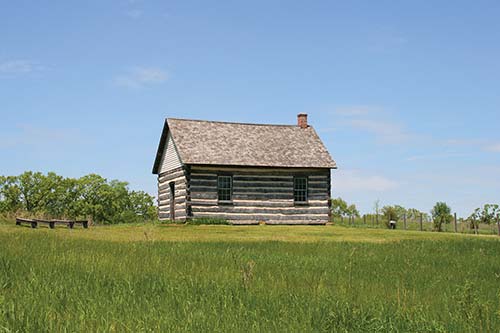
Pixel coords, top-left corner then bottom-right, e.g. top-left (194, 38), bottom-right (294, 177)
top-left (152, 117), bottom-right (337, 173)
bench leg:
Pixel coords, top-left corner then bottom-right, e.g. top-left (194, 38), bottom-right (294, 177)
top-left (49, 222), bottom-right (55, 229)
top-left (68, 222), bottom-right (74, 229)
top-left (16, 221), bottom-right (21, 226)
top-left (83, 222), bottom-right (88, 229)
top-left (31, 222), bottom-right (37, 229)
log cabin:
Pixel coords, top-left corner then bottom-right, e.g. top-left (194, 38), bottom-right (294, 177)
top-left (152, 114), bottom-right (337, 225)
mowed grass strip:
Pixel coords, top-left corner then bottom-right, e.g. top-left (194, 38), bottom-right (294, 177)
top-left (2, 220), bottom-right (498, 244)
top-left (0, 221), bottom-right (499, 332)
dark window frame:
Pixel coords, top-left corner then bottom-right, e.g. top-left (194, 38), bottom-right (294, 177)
top-left (217, 175), bottom-right (233, 203)
top-left (293, 176), bottom-right (308, 204)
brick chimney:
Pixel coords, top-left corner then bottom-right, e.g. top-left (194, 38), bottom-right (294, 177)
top-left (297, 113), bottom-right (308, 128)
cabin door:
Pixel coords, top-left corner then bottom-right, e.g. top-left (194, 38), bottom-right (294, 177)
top-left (169, 182), bottom-right (175, 221)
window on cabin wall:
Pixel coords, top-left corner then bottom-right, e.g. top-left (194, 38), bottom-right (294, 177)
top-left (294, 176), bottom-right (308, 203)
top-left (217, 175), bottom-right (232, 201)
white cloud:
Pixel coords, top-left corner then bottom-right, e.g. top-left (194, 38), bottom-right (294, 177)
top-left (114, 67), bottom-right (168, 88)
top-left (331, 105), bottom-right (411, 144)
top-left (485, 143), bottom-right (500, 152)
top-left (349, 119), bottom-right (410, 144)
top-left (0, 60), bottom-right (45, 74)
top-left (406, 152), bottom-right (467, 161)
top-left (333, 170), bottom-right (399, 193)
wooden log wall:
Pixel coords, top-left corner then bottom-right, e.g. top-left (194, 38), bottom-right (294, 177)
top-left (188, 166), bottom-right (331, 225)
top-left (158, 166), bottom-right (188, 221)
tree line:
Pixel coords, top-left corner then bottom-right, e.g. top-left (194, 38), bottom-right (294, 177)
top-left (0, 171), bottom-right (157, 224)
top-left (330, 197), bottom-right (500, 232)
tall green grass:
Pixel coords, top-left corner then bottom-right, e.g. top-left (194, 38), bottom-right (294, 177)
top-left (0, 226), bottom-right (499, 331)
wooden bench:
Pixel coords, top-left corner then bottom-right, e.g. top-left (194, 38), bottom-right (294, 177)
top-left (16, 218), bottom-right (38, 228)
top-left (52, 219), bottom-right (89, 229)
top-left (16, 218), bottom-right (89, 229)
top-left (34, 219), bottom-right (58, 229)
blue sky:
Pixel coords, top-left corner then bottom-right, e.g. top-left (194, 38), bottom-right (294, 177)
top-left (1, 0), bottom-right (499, 216)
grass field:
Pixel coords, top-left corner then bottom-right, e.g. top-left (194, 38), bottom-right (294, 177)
top-left (1, 219), bottom-right (499, 332)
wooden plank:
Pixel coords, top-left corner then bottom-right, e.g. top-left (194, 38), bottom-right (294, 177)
top-left (189, 185), bottom-right (217, 192)
top-left (231, 199), bottom-right (328, 208)
top-left (159, 185), bottom-right (187, 196)
top-left (230, 220), bottom-right (260, 225)
top-left (309, 175), bottom-right (328, 180)
top-left (159, 193), bottom-right (186, 201)
top-left (308, 188), bottom-right (328, 193)
top-left (233, 187), bottom-right (294, 194)
top-left (158, 178), bottom-right (186, 191)
top-left (233, 176), bottom-right (293, 182)
top-left (158, 168), bottom-right (185, 182)
top-left (190, 200), bottom-right (218, 206)
top-left (189, 180), bottom-right (217, 187)
top-left (308, 183), bottom-right (329, 189)
top-left (233, 193), bottom-right (293, 200)
top-left (191, 192), bottom-right (218, 200)
top-left (232, 181), bottom-right (293, 188)
top-left (158, 199), bottom-right (186, 209)
top-left (308, 193), bottom-right (328, 199)
top-left (192, 212), bottom-right (328, 221)
top-left (192, 206), bottom-right (329, 215)
top-left (189, 172), bottom-right (218, 177)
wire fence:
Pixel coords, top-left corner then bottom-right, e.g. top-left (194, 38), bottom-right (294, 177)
top-left (332, 214), bottom-right (500, 236)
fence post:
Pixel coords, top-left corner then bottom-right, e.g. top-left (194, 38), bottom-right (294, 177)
top-left (454, 213), bottom-right (457, 233)
top-left (376, 214), bottom-right (379, 226)
top-left (497, 216), bottom-right (500, 237)
top-left (364, 215), bottom-right (366, 225)
top-left (404, 213), bottom-right (407, 230)
top-left (420, 213), bottom-right (423, 231)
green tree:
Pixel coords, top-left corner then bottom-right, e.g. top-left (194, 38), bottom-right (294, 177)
top-left (17, 171), bottom-right (47, 212)
top-left (346, 204), bottom-right (360, 217)
top-left (129, 190), bottom-right (157, 219)
top-left (0, 176), bottom-right (23, 213)
top-left (406, 208), bottom-right (430, 222)
top-left (393, 205), bottom-right (407, 219)
top-left (330, 197), bottom-right (359, 217)
top-left (431, 202), bottom-right (452, 232)
top-left (0, 171), bottom-right (157, 224)
top-left (468, 208), bottom-right (481, 233)
top-left (479, 204), bottom-right (499, 225)
top-left (75, 174), bottom-right (109, 223)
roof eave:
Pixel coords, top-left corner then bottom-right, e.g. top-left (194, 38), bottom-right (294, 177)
top-left (184, 162), bottom-right (337, 169)
top-left (152, 119), bottom-right (169, 174)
